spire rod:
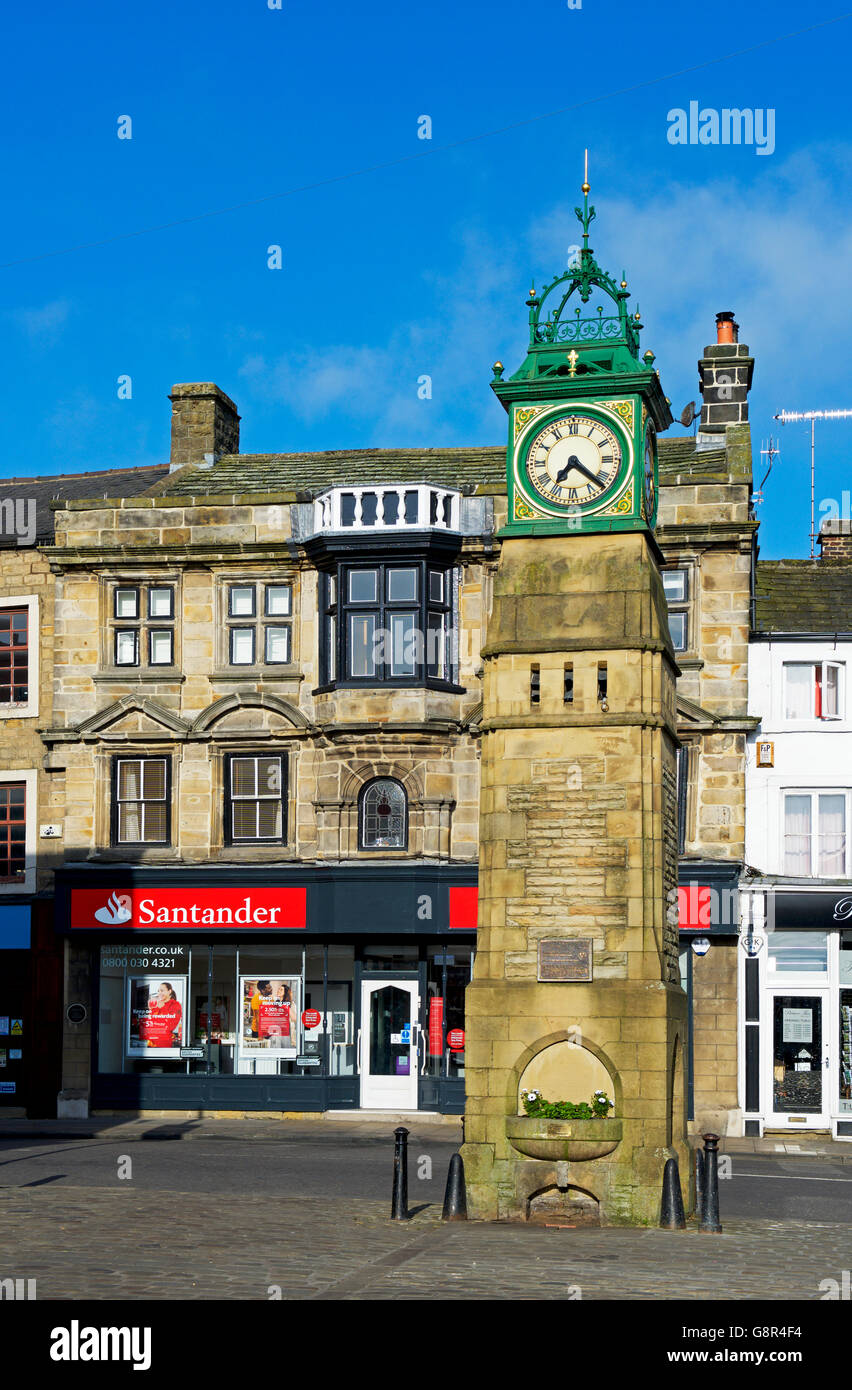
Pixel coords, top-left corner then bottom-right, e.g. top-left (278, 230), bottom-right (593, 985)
top-left (578, 148), bottom-right (594, 258)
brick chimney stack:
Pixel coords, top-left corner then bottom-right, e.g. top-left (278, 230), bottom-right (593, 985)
top-left (697, 312), bottom-right (754, 434)
top-left (169, 383), bottom-right (241, 471)
top-left (818, 519), bottom-right (852, 560)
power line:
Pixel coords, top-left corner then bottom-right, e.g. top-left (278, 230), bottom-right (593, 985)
top-left (1, 10), bottom-right (850, 271)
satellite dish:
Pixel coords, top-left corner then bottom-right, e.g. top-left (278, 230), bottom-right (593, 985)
top-left (680, 401), bottom-right (699, 428)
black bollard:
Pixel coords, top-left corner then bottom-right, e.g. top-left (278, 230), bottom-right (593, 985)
top-left (391, 1126), bottom-right (409, 1221)
top-left (700, 1132), bottom-right (722, 1233)
top-left (659, 1156), bottom-right (686, 1229)
top-left (694, 1146), bottom-right (705, 1218)
top-left (442, 1153), bottom-right (468, 1221)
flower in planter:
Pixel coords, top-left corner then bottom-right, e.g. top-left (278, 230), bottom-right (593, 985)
top-left (521, 1089), bottom-right (615, 1120)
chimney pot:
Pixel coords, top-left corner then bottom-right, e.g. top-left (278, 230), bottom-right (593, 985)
top-left (715, 311), bottom-right (738, 344)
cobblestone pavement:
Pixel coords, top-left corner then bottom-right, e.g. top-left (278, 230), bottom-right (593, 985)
top-left (0, 1182), bottom-right (849, 1301)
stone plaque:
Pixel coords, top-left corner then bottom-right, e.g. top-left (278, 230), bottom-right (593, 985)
top-left (537, 938), bottom-right (593, 983)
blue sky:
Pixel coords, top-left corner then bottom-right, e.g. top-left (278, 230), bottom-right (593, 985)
top-left (2, 0), bottom-right (851, 558)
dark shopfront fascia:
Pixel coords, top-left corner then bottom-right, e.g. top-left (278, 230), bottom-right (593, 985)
top-left (55, 864), bottom-right (477, 1115)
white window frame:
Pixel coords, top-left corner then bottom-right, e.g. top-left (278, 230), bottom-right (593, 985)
top-left (0, 769), bottom-right (37, 895)
top-left (782, 788), bottom-right (850, 878)
top-left (662, 567), bottom-right (690, 654)
top-left (0, 595), bottom-right (38, 719)
top-left (783, 661), bottom-right (844, 722)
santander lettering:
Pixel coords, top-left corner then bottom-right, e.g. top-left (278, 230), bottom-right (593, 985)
top-left (138, 896), bottom-right (281, 925)
top-left (70, 886), bottom-right (307, 931)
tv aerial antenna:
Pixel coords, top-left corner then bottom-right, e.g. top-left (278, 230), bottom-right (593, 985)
top-left (754, 437), bottom-right (780, 507)
top-left (774, 408), bottom-right (852, 558)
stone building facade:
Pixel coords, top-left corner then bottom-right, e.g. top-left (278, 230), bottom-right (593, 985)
top-left (3, 313), bottom-right (758, 1129)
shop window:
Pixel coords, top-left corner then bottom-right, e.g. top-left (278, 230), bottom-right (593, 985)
top-left (784, 662), bottom-right (843, 720)
top-left (109, 583), bottom-right (176, 670)
top-left (225, 753), bottom-right (287, 844)
top-left (426, 944), bottom-right (473, 1081)
top-left (225, 582), bottom-right (292, 668)
top-left (0, 782), bottom-right (26, 882)
top-left (767, 930), bottom-right (828, 974)
top-left (112, 758), bottom-right (170, 845)
top-left (319, 561), bottom-right (455, 687)
top-left (662, 568), bottom-right (689, 652)
top-left (359, 779), bottom-right (407, 851)
top-left (783, 791), bottom-right (848, 876)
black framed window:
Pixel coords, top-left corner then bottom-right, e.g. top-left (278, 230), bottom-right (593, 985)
top-left (359, 778), bottom-right (407, 850)
top-left (225, 582), bottom-right (293, 668)
top-left (115, 629), bottom-right (140, 666)
top-left (113, 758), bottom-right (170, 845)
top-left (110, 584), bottom-right (175, 669)
top-left (321, 561), bottom-right (454, 686)
top-left (225, 754), bottom-right (287, 844)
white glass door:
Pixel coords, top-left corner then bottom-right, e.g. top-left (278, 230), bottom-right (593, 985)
top-left (359, 980), bottom-right (419, 1110)
top-left (766, 991), bottom-right (830, 1129)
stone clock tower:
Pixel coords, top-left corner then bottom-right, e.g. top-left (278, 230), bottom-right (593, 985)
top-left (461, 166), bottom-right (690, 1225)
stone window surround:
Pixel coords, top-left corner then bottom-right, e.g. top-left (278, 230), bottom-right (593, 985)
top-left (99, 574), bottom-right (181, 677)
top-left (0, 594), bottom-right (39, 719)
top-left (215, 572), bottom-right (296, 677)
top-left (0, 768), bottom-right (37, 895)
top-left (313, 764), bottom-right (455, 860)
top-left (677, 738), bottom-right (699, 853)
top-left (662, 559), bottom-right (697, 657)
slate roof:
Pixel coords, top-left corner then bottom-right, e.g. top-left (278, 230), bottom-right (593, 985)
top-left (753, 560), bottom-right (852, 634)
top-left (156, 447), bottom-right (508, 497)
top-left (149, 434), bottom-right (725, 500)
top-left (0, 465), bottom-right (170, 546)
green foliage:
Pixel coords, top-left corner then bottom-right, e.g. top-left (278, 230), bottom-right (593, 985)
top-left (521, 1088), bottom-right (614, 1120)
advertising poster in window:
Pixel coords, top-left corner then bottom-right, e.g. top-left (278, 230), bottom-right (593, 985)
top-left (126, 977), bottom-right (187, 1057)
top-left (239, 976), bottom-right (299, 1058)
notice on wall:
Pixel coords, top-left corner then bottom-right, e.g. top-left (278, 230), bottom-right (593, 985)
top-left (10, 1020), bottom-right (22, 1036)
top-left (782, 1008), bottom-right (813, 1044)
top-left (239, 977), bottom-right (299, 1058)
top-left (538, 938), bottom-right (593, 983)
top-left (126, 977), bottom-right (187, 1057)
top-left (9, 1050), bottom-right (21, 1061)
top-left (0, 1019), bottom-right (8, 1036)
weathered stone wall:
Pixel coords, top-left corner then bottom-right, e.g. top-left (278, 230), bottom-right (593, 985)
top-left (0, 545), bottom-right (59, 893)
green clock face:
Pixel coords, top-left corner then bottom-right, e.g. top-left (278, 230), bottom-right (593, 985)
top-left (524, 414), bottom-right (623, 510)
top-left (643, 422), bottom-right (657, 522)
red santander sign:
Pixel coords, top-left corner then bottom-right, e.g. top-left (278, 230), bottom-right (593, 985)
top-left (70, 887), bottom-right (306, 931)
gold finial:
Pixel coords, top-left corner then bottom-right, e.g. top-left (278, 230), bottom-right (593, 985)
top-left (567, 349), bottom-right (579, 376)
top-left (581, 148), bottom-right (590, 195)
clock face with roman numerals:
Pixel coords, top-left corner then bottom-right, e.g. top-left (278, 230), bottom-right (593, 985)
top-left (524, 414), bottom-right (623, 510)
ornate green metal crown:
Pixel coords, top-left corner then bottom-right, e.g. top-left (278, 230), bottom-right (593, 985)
top-left (493, 164), bottom-right (651, 387)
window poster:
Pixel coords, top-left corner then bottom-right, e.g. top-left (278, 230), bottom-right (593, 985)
top-left (126, 976), bottom-right (187, 1057)
top-left (782, 1007), bottom-right (813, 1044)
top-left (239, 976), bottom-right (300, 1058)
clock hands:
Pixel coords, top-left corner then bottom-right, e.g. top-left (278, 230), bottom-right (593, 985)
top-left (554, 454), bottom-right (608, 489)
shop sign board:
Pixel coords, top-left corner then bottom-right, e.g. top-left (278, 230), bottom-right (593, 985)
top-left (71, 887), bottom-right (307, 931)
top-left (771, 891), bottom-right (852, 931)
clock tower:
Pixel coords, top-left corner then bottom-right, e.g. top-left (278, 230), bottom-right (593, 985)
top-left (461, 162), bottom-right (690, 1226)
top-left (493, 157), bottom-right (669, 537)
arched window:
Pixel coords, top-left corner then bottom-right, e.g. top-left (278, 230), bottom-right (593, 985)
top-left (360, 778), bottom-right (407, 850)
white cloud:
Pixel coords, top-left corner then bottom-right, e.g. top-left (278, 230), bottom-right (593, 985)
top-left (12, 298), bottom-right (72, 344)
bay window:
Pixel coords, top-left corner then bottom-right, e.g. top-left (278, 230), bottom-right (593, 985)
top-left (319, 559), bottom-right (456, 687)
